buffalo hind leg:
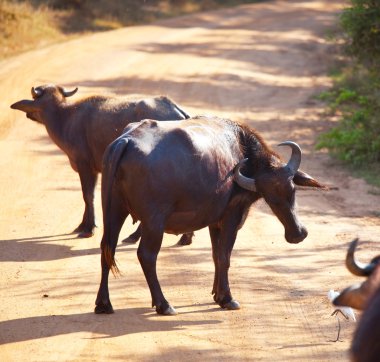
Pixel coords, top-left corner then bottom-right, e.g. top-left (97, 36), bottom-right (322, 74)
top-left (209, 219), bottom-right (240, 310)
top-left (75, 164), bottom-right (98, 238)
top-left (122, 223), bottom-right (142, 244)
top-left (95, 252), bottom-right (116, 314)
top-left (95, 197), bottom-right (128, 314)
top-left (122, 226), bottom-right (194, 246)
top-left (137, 223), bottom-right (176, 315)
top-left (177, 232), bottom-right (194, 246)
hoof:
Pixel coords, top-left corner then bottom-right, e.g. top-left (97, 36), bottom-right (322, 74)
top-left (74, 224), bottom-right (95, 238)
top-left (222, 300), bottom-right (240, 310)
top-left (94, 301), bottom-right (114, 314)
top-left (177, 233), bottom-right (193, 246)
top-left (157, 304), bottom-right (177, 315)
top-left (77, 231), bottom-right (94, 238)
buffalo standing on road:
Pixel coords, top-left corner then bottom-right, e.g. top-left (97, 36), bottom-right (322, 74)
top-left (95, 116), bottom-right (326, 315)
top-left (10, 84), bottom-right (193, 245)
top-left (333, 239), bottom-right (380, 362)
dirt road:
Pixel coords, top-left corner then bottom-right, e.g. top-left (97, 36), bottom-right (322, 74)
top-left (1, 1), bottom-right (380, 361)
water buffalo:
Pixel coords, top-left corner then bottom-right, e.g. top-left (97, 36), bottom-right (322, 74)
top-left (95, 116), bottom-right (326, 315)
top-left (333, 239), bottom-right (380, 362)
top-left (10, 84), bottom-right (193, 245)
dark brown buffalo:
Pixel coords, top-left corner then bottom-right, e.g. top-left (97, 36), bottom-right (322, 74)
top-left (333, 239), bottom-right (380, 362)
top-left (10, 84), bottom-right (193, 245)
top-left (95, 116), bottom-right (326, 315)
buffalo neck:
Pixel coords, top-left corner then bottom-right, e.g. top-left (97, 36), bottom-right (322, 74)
top-left (42, 102), bottom-right (74, 152)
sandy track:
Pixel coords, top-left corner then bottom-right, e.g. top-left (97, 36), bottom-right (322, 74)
top-left (1, 1), bottom-right (380, 361)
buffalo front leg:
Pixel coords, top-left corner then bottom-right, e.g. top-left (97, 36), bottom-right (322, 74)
top-left (209, 218), bottom-right (240, 310)
top-left (209, 225), bottom-right (221, 298)
top-left (74, 165), bottom-right (98, 238)
top-left (137, 223), bottom-right (176, 315)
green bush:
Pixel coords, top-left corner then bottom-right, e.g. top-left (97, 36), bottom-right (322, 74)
top-left (317, 71), bottom-right (380, 161)
top-left (340, 0), bottom-right (380, 71)
top-left (317, 0), bottom-right (380, 185)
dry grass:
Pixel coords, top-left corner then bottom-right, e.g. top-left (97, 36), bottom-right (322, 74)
top-left (0, 0), bottom-right (262, 59)
top-left (0, 1), bottom-right (64, 58)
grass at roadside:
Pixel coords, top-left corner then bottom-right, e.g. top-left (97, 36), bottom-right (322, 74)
top-left (315, 0), bottom-right (380, 189)
top-left (316, 66), bottom-right (380, 188)
top-left (0, 1), bottom-right (63, 59)
top-left (0, 0), bottom-right (262, 59)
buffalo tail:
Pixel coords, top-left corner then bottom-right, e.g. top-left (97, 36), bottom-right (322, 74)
top-left (101, 136), bottom-right (129, 276)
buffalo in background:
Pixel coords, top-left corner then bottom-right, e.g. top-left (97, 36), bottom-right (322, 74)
top-left (334, 238), bottom-right (380, 362)
top-left (95, 116), bottom-right (326, 315)
top-left (10, 84), bottom-right (193, 245)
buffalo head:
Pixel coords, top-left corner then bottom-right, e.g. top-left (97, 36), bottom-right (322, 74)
top-left (234, 141), bottom-right (325, 244)
top-left (333, 239), bottom-right (380, 362)
top-left (10, 84), bottom-right (78, 123)
top-left (333, 238), bottom-right (380, 310)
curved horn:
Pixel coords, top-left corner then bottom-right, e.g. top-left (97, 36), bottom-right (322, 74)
top-left (278, 141), bottom-right (302, 174)
top-left (31, 87), bottom-right (42, 99)
top-left (234, 158), bottom-right (256, 192)
top-left (61, 87), bottom-right (78, 97)
top-left (346, 238), bottom-right (377, 277)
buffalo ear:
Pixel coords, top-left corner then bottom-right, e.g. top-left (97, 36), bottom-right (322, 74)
top-left (10, 99), bottom-right (39, 113)
top-left (293, 170), bottom-right (328, 189)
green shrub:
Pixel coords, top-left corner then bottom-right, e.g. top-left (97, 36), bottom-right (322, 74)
top-left (317, 0), bottom-right (380, 185)
top-left (340, 0), bottom-right (380, 71)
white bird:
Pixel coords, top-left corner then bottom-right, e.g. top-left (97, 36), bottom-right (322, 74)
top-left (328, 289), bottom-right (356, 322)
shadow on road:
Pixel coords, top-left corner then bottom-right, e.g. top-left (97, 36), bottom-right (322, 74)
top-left (0, 307), bottom-right (222, 345)
top-left (0, 233), bottom-right (100, 262)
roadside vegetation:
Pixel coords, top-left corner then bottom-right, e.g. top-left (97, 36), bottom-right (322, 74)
top-left (317, 0), bottom-right (380, 187)
top-left (0, 1), bottom-right (62, 58)
top-left (0, 0), bottom-right (262, 59)
top-left (4, 1), bottom-right (378, 187)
